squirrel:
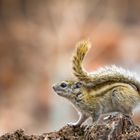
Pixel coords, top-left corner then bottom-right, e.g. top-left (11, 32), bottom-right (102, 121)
top-left (53, 40), bottom-right (140, 127)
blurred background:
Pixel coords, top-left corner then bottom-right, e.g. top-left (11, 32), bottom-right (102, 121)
top-left (0, 0), bottom-right (140, 135)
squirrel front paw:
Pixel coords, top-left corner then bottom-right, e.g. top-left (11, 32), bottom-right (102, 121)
top-left (67, 122), bottom-right (81, 127)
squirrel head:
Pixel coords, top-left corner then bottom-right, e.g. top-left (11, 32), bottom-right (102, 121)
top-left (53, 80), bottom-right (84, 100)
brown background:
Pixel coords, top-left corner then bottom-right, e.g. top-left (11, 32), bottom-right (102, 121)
top-left (0, 0), bottom-right (139, 135)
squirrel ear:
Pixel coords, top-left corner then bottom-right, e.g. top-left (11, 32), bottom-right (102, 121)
top-left (74, 82), bottom-right (82, 88)
top-left (72, 40), bottom-right (92, 83)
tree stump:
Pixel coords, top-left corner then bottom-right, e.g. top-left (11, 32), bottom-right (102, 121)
top-left (0, 112), bottom-right (140, 140)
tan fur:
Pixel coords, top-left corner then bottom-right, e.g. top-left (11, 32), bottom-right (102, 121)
top-left (72, 41), bottom-right (140, 91)
top-left (72, 40), bottom-right (91, 82)
top-left (53, 40), bottom-right (140, 127)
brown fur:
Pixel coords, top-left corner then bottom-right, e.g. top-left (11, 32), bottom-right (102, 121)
top-left (53, 40), bottom-right (140, 126)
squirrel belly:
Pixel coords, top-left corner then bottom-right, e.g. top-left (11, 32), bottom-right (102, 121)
top-left (53, 40), bottom-right (140, 127)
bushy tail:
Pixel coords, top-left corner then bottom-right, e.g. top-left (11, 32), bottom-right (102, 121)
top-left (72, 41), bottom-right (140, 91)
top-left (72, 40), bottom-right (91, 83)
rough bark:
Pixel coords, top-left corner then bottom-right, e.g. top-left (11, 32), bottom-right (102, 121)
top-left (0, 112), bottom-right (140, 140)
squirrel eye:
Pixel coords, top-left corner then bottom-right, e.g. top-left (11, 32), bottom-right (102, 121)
top-left (60, 82), bottom-right (67, 88)
top-left (75, 82), bottom-right (81, 88)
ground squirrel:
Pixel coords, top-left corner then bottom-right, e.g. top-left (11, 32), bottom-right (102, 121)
top-left (53, 40), bottom-right (140, 127)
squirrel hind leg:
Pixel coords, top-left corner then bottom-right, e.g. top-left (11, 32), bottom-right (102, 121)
top-left (111, 88), bottom-right (134, 116)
